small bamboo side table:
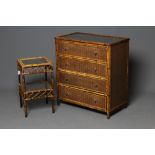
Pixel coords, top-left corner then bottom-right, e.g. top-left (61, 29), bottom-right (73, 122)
top-left (17, 57), bottom-right (55, 117)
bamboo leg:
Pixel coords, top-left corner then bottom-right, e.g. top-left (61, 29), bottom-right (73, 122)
top-left (46, 97), bottom-right (48, 104)
top-left (107, 112), bottom-right (110, 119)
top-left (18, 68), bottom-right (23, 108)
top-left (24, 100), bottom-right (28, 118)
top-left (57, 98), bottom-right (60, 105)
top-left (106, 96), bottom-right (110, 119)
top-left (56, 84), bottom-right (60, 105)
top-left (19, 93), bottom-right (23, 108)
top-left (45, 66), bottom-right (48, 104)
top-left (51, 98), bottom-right (55, 113)
top-left (45, 66), bottom-right (47, 80)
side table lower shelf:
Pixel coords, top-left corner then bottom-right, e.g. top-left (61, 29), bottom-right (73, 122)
top-left (19, 80), bottom-right (55, 117)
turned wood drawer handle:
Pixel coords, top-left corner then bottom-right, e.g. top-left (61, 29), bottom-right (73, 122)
top-left (94, 100), bottom-right (97, 104)
top-left (65, 93), bottom-right (69, 96)
top-left (65, 78), bottom-right (69, 82)
top-left (62, 47), bottom-right (67, 51)
top-left (95, 84), bottom-right (98, 88)
top-left (94, 68), bottom-right (97, 72)
top-left (65, 63), bottom-right (69, 67)
top-left (94, 52), bottom-right (98, 56)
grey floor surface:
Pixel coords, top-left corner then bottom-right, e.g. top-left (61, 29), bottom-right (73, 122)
top-left (0, 90), bottom-right (155, 129)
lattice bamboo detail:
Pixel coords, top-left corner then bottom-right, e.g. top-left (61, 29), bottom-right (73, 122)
top-left (25, 89), bottom-right (54, 101)
top-left (23, 65), bottom-right (53, 75)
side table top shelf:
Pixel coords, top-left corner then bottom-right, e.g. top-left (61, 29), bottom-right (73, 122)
top-left (17, 57), bottom-right (53, 75)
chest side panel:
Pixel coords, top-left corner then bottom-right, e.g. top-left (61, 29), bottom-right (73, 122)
top-left (110, 41), bottom-right (129, 111)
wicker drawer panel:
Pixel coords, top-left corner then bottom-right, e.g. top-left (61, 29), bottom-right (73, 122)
top-left (58, 71), bottom-right (107, 93)
top-left (57, 40), bottom-right (107, 61)
top-left (58, 56), bottom-right (107, 77)
top-left (58, 84), bottom-right (106, 110)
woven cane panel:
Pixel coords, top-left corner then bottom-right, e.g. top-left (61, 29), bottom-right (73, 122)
top-left (57, 40), bottom-right (107, 61)
top-left (58, 71), bottom-right (107, 93)
top-left (58, 56), bottom-right (107, 77)
top-left (24, 66), bottom-right (53, 75)
top-left (58, 84), bottom-right (106, 110)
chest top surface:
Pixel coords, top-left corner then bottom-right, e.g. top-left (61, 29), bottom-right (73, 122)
top-left (56, 32), bottom-right (129, 45)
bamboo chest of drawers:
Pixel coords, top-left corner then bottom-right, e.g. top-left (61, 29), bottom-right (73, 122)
top-left (55, 32), bottom-right (129, 118)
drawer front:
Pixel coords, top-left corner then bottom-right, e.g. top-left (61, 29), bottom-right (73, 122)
top-left (57, 56), bottom-right (107, 77)
top-left (58, 70), bottom-right (107, 93)
top-left (56, 40), bottom-right (107, 61)
top-left (58, 84), bottom-right (106, 110)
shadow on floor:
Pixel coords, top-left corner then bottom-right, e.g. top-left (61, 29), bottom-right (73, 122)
top-left (129, 53), bottom-right (145, 103)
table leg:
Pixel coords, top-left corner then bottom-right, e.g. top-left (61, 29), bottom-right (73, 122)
top-left (45, 66), bottom-right (48, 104)
top-left (51, 97), bottom-right (55, 113)
top-left (46, 97), bottom-right (48, 104)
top-left (19, 93), bottom-right (23, 108)
top-left (24, 100), bottom-right (28, 118)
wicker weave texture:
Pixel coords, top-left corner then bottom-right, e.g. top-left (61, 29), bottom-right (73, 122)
top-left (23, 65), bottom-right (53, 75)
top-left (57, 40), bottom-right (107, 61)
top-left (58, 84), bottom-right (106, 110)
top-left (58, 70), bottom-right (107, 93)
top-left (58, 55), bottom-right (107, 77)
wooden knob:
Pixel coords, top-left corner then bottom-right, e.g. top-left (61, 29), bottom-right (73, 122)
top-left (94, 52), bottom-right (98, 56)
top-left (65, 78), bottom-right (69, 82)
top-left (66, 93), bottom-right (69, 97)
top-left (62, 47), bottom-right (66, 51)
top-left (95, 84), bottom-right (98, 88)
top-left (65, 63), bottom-right (69, 67)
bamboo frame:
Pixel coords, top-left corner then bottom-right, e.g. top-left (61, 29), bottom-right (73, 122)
top-left (17, 56), bottom-right (55, 117)
top-left (58, 68), bottom-right (107, 80)
top-left (106, 46), bottom-right (111, 119)
top-left (58, 53), bottom-right (107, 65)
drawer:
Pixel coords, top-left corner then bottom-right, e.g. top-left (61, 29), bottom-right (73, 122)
top-left (58, 70), bottom-right (107, 93)
top-left (56, 40), bottom-right (107, 61)
top-left (57, 55), bottom-right (107, 77)
top-left (58, 84), bottom-right (106, 110)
